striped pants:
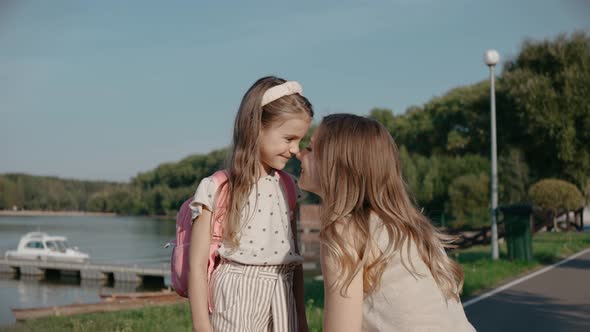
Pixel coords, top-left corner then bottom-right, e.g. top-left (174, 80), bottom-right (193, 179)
top-left (209, 261), bottom-right (298, 332)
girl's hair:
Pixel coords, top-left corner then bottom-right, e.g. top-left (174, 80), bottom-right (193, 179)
top-left (223, 76), bottom-right (313, 248)
top-left (315, 113), bottom-right (463, 300)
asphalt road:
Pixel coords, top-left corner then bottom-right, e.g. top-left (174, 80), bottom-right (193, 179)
top-left (465, 248), bottom-right (590, 332)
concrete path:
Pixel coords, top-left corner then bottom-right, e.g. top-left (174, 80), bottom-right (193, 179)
top-left (464, 248), bottom-right (590, 332)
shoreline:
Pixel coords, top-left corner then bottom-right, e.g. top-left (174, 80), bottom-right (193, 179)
top-left (0, 210), bottom-right (117, 217)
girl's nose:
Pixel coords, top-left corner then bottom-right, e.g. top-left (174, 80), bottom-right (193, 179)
top-left (290, 144), bottom-right (300, 156)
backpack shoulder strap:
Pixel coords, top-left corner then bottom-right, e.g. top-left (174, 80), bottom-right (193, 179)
top-left (211, 169), bottom-right (229, 183)
top-left (277, 170), bottom-right (297, 213)
top-left (277, 170), bottom-right (300, 253)
top-left (206, 170), bottom-right (229, 313)
top-left (209, 170), bottom-right (229, 239)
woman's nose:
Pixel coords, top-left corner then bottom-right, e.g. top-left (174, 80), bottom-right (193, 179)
top-left (295, 150), bottom-right (303, 161)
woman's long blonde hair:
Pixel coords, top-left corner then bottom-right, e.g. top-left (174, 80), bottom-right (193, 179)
top-left (223, 76), bottom-right (313, 247)
top-left (315, 114), bottom-right (463, 300)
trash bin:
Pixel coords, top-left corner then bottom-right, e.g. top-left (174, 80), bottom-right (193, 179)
top-left (499, 204), bottom-right (533, 262)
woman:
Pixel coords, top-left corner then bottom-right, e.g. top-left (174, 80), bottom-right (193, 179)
top-left (296, 114), bottom-right (475, 332)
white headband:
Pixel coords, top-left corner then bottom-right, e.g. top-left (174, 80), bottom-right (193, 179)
top-left (261, 81), bottom-right (304, 106)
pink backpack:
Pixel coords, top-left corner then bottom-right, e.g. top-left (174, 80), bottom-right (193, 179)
top-left (167, 170), bottom-right (298, 310)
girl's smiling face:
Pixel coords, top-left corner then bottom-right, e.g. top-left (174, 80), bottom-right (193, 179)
top-left (258, 114), bottom-right (311, 176)
top-left (296, 129), bottom-right (321, 195)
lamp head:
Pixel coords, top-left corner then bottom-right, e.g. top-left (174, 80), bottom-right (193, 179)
top-left (484, 49), bottom-right (500, 66)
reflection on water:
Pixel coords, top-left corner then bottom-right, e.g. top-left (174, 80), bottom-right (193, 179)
top-left (0, 274), bottom-right (102, 326)
top-left (0, 267), bottom-right (171, 326)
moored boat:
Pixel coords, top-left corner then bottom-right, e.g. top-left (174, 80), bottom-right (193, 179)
top-left (4, 232), bottom-right (89, 263)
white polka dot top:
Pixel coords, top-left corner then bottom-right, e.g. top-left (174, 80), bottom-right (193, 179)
top-left (189, 170), bottom-right (304, 265)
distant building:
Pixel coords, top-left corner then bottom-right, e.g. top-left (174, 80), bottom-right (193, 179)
top-left (299, 205), bottom-right (321, 260)
top-left (300, 205), bottom-right (320, 232)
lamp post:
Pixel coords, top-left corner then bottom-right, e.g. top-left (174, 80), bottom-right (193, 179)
top-left (484, 49), bottom-right (500, 260)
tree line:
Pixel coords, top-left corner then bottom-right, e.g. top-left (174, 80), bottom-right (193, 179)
top-left (0, 173), bottom-right (122, 212)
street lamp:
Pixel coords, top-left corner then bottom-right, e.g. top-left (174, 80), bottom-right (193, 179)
top-left (484, 49), bottom-right (500, 260)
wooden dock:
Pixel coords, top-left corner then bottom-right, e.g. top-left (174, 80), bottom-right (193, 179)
top-left (0, 258), bottom-right (170, 285)
top-left (0, 257), bottom-right (319, 286)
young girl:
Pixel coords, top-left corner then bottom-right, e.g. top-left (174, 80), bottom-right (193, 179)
top-left (296, 114), bottom-right (475, 332)
top-left (188, 76), bottom-right (313, 332)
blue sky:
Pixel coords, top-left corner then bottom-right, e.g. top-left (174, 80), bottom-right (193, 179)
top-left (1, 0), bottom-right (588, 182)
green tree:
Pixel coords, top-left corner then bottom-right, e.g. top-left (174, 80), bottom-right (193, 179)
top-left (498, 148), bottom-right (530, 204)
top-left (448, 172), bottom-right (490, 229)
top-left (369, 108), bottom-right (397, 133)
top-left (87, 192), bottom-right (110, 212)
top-left (398, 145), bottom-right (418, 200)
top-left (501, 31), bottom-right (590, 188)
top-left (397, 152), bottom-right (489, 218)
top-left (0, 176), bottom-right (16, 209)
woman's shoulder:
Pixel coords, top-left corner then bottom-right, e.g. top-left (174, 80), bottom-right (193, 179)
top-left (368, 213), bottom-right (388, 235)
top-left (324, 215), bottom-right (366, 247)
top-left (367, 213), bottom-right (417, 255)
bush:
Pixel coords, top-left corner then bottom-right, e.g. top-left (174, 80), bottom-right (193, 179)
top-left (528, 179), bottom-right (584, 214)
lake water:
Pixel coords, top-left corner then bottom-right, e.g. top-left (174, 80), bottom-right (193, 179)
top-left (0, 215), bottom-right (176, 326)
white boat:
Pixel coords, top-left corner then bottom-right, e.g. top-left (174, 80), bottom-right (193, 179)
top-left (4, 232), bottom-right (89, 263)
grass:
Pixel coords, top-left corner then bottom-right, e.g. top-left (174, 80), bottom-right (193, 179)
top-left (0, 303), bottom-right (193, 332)
top-left (2, 231), bottom-right (589, 332)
